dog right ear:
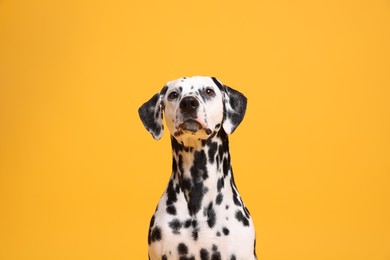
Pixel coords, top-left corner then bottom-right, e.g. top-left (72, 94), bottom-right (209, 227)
top-left (138, 86), bottom-right (167, 140)
top-left (211, 77), bottom-right (247, 134)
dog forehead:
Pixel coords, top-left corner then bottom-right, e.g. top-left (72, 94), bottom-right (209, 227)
top-left (166, 76), bottom-right (220, 94)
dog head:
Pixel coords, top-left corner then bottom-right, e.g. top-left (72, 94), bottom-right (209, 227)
top-left (139, 76), bottom-right (247, 144)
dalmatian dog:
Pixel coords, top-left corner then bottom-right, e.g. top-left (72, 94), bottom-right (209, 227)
top-left (139, 76), bottom-right (256, 260)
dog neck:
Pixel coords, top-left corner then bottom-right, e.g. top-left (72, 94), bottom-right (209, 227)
top-left (170, 129), bottom-right (237, 216)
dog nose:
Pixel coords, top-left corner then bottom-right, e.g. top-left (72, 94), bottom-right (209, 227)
top-left (180, 96), bottom-right (199, 113)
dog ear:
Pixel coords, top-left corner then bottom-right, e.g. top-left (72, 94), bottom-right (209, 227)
top-left (222, 85), bottom-right (247, 134)
top-left (212, 77), bottom-right (247, 134)
top-left (138, 86), bottom-right (167, 140)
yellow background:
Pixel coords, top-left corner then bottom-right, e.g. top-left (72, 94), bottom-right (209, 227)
top-left (1, 0), bottom-right (389, 259)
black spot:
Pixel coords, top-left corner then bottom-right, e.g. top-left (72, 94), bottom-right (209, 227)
top-left (254, 238), bottom-right (257, 258)
top-left (233, 195), bottom-right (241, 206)
top-left (217, 178), bottom-right (224, 192)
top-left (147, 215), bottom-right (155, 245)
top-left (223, 158), bottom-right (229, 177)
top-left (220, 130), bottom-right (229, 148)
top-left (162, 255), bottom-right (167, 260)
top-left (206, 202), bottom-right (216, 228)
top-left (192, 229), bottom-right (199, 240)
top-left (178, 154), bottom-right (184, 174)
top-left (208, 130), bottom-right (217, 139)
top-left (200, 248), bottom-right (210, 260)
top-left (225, 205), bottom-right (229, 210)
top-left (207, 142), bottom-right (218, 164)
top-left (215, 193), bottom-right (223, 205)
top-left (182, 178), bottom-right (192, 191)
top-left (166, 180), bottom-right (177, 205)
top-left (230, 255), bottom-right (236, 260)
top-left (231, 181), bottom-right (241, 206)
top-left (166, 205), bottom-right (177, 215)
top-left (187, 150), bottom-right (208, 214)
top-left (211, 244), bottom-right (221, 260)
top-left (179, 256), bottom-right (195, 260)
top-left (192, 219), bottom-right (199, 241)
top-left (178, 243), bottom-right (188, 255)
top-left (150, 226), bottom-right (162, 243)
top-left (160, 85), bottom-right (168, 96)
top-left (192, 150), bottom-right (208, 180)
top-left (175, 184), bottom-right (181, 194)
top-left (184, 145), bottom-right (194, 153)
top-left (216, 231), bottom-right (221, 237)
top-left (166, 179), bottom-right (178, 215)
top-left (191, 219), bottom-right (198, 228)
top-left (211, 77), bottom-right (224, 90)
top-left (171, 136), bottom-right (183, 153)
top-left (187, 181), bottom-right (204, 215)
top-left (211, 253), bottom-right (221, 260)
top-left (217, 145), bottom-right (224, 162)
top-left (172, 159), bottom-right (178, 174)
top-left (235, 210), bottom-right (250, 226)
top-left (222, 227), bottom-right (230, 235)
top-left (244, 206), bottom-right (251, 219)
top-left (169, 219), bottom-right (182, 234)
top-left (150, 215), bottom-right (155, 227)
top-left (184, 219), bottom-right (192, 228)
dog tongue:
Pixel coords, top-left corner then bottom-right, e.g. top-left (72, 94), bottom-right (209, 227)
top-left (179, 120), bottom-right (202, 133)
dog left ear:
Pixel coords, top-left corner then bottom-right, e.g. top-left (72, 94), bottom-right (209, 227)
top-left (138, 86), bottom-right (167, 140)
top-left (212, 77), bottom-right (247, 134)
top-left (222, 85), bottom-right (247, 134)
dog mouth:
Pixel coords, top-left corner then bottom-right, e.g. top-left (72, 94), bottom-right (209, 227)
top-left (178, 119), bottom-right (202, 133)
top-left (174, 119), bottom-right (213, 137)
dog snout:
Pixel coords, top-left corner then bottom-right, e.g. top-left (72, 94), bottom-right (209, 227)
top-left (180, 96), bottom-right (199, 114)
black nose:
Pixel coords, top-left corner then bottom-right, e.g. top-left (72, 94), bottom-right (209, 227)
top-left (180, 96), bottom-right (199, 114)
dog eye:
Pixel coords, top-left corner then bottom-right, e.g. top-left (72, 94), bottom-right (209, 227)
top-left (205, 88), bottom-right (215, 96)
top-left (168, 91), bottom-right (179, 100)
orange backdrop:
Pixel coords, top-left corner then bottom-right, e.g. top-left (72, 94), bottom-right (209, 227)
top-left (0, 0), bottom-right (389, 259)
